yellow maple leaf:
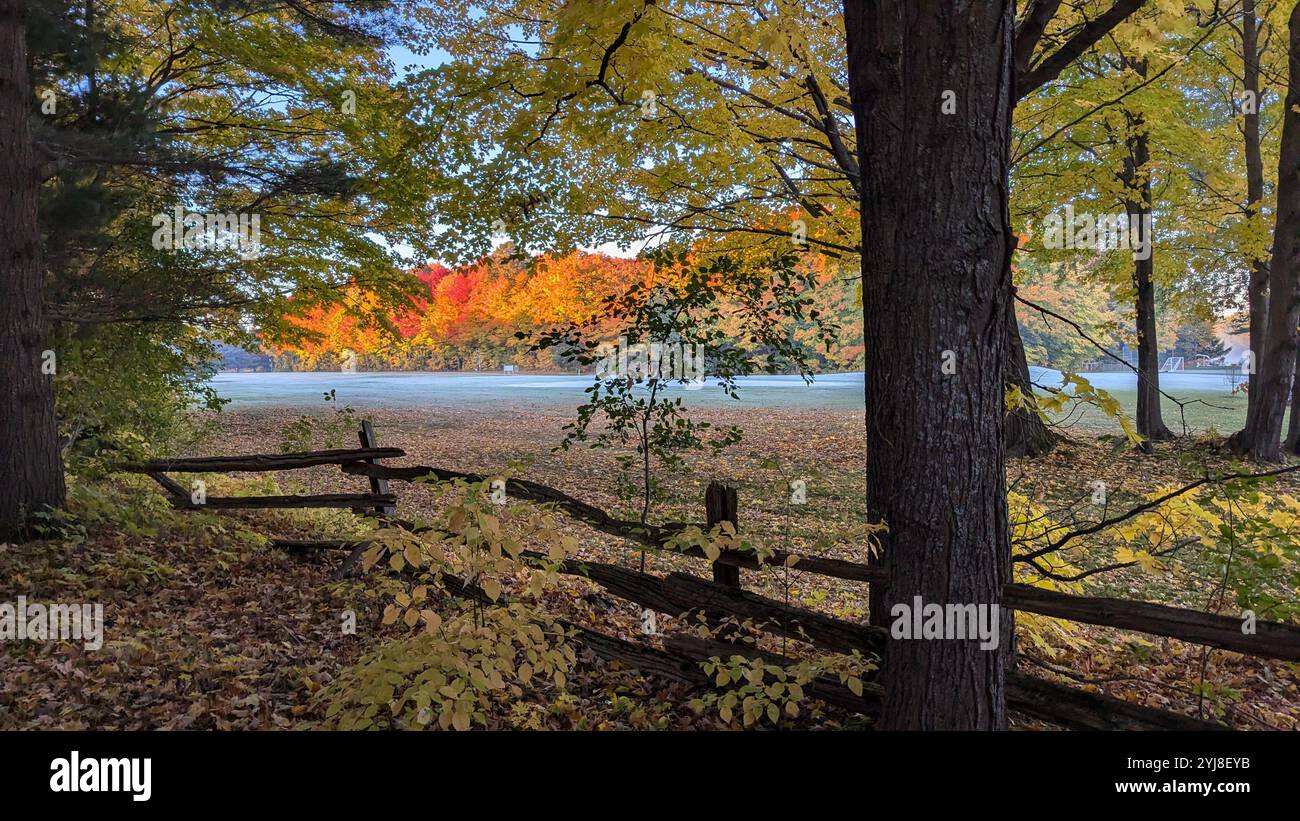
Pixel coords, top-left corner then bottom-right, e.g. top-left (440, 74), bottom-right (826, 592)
top-left (1135, 550), bottom-right (1163, 576)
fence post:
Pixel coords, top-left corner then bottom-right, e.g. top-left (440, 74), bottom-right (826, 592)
top-left (706, 481), bottom-right (740, 590)
top-left (357, 420), bottom-right (396, 518)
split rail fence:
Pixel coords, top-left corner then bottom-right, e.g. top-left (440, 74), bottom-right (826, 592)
top-left (119, 424), bottom-right (1300, 730)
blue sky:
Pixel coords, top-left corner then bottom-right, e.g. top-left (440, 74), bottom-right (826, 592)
top-left (386, 44), bottom-right (450, 77)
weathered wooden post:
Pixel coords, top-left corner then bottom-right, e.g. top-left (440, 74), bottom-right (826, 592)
top-left (357, 420), bottom-right (396, 518)
top-left (705, 481), bottom-right (740, 590)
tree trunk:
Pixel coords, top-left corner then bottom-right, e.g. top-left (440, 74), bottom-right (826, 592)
top-left (1244, 0), bottom-right (1269, 401)
top-left (1133, 245), bottom-right (1172, 440)
top-left (1239, 3), bottom-right (1300, 463)
top-left (1285, 311), bottom-right (1300, 454)
top-left (0, 0), bottom-right (65, 541)
top-left (845, 0), bottom-right (1012, 730)
top-left (1004, 291), bottom-right (1058, 457)
top-left (1120, 100), bottom-right (1173, 442)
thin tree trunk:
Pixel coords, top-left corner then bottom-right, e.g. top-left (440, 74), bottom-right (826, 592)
top-left (1120, 93), bottom-right (1173, 442)
top-left (845, 0), bottom-right (1012, 730)
top-left (1004, 291), bottom-right (1058, 457)
top-left (1285, 350), bottom-right (1300, 452)
top-left (1133, 243), bottom-right (1172, 440)
top-left (1244, 0), bottom-right (1269, 401)
top-left (0, 0), bottom-right (66, 540)
top-left (1241, 3), bottom-right (1300, 462)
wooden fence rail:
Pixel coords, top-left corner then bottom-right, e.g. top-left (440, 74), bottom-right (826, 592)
top-left (128, 442), bottom-right (1300, 662)
top-left (122, 447), bottom-right (404, 473)
top-left (116, 426), bottom-right (1300, 730)
top-left (428, 548), bottom-right (1227, 727)
top-left (171, 492), bottom-right (397, 511)
top-left (339, 458), bottom-right (1300, 662)
top-left (121, 446), bottom-right (403, 513)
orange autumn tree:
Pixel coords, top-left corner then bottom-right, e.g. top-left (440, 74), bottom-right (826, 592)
top-left (275, 285), bottom-right (392, 370)
top-left (269, 249), bottom-right (644, 371)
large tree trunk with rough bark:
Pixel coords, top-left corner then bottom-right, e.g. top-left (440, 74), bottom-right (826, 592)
top-left (1240, 3), bottom-right (1300, 463)
top-left (0, 0), bottom-right (65, 541)
top-left (845, 0), bottom-right (1012, 730)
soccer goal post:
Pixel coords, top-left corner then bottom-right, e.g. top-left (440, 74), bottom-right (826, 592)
top-left (1160, 356), bottom-right (1184, 372)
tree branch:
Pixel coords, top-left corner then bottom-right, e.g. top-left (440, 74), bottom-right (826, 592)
top-left (1015, 0), bottom-right (1065, 76)
top-left (1016, 0), bottom-right (1149, 100)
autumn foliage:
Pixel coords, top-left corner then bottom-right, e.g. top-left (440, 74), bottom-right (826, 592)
top-left (269, 248), bottom-right (864, 372)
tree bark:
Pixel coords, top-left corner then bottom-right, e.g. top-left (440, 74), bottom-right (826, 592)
top-left (845, 0), bottom-right (1013, 730)
top-left (1244, 0), bottom-right (1269, 402)
top-left (1286, 350), bottom-right (1300, 452)
top-left (0, 0), bottom-right (65, 541)
top-left (1240, 3), bottom-right (1300, 462)
top-left (1132, 242), bottom-right (1172, 440)
top-left (1004, 291), bottom-right (1058, 457)
top-left (1119, 94), bottom-right (1173, 442)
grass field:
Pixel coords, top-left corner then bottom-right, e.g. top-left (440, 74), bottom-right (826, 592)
top-left (1032, 368), bottom-right (1259, 436)
top-left (1056, 388), bottom-right (1252, 436)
